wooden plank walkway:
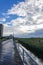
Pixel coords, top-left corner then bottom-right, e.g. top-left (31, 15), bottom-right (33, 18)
top-left (0, 39), bottom-right (23, 65)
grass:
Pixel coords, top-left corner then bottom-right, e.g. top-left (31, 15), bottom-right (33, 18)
top-left (15, 38), bottom-right (43, 60)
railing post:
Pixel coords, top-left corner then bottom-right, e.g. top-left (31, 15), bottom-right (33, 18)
top-left (23, 49), bottom-right (24, 64)
top-left (17, 43), bottom-right (20, 52)
top-left (18, 43), bottom-right (19, 50)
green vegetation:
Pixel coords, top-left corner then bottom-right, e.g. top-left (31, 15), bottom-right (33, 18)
top-left (0, 36), bottom-right (11, 41)
top-left (16, 38), bottom-right (43, 60)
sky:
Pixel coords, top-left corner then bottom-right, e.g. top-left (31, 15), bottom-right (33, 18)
top-left (0, 0), bottom-right (43, 37)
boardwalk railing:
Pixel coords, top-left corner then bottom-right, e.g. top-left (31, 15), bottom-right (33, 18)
top-left (16, 43), bottom-right (42, 65)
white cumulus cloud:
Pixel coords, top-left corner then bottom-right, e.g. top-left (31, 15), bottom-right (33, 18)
top-left (3, 0), bottom-right (43, 37)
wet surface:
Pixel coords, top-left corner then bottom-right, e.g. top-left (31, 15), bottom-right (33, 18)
top-left (1, 39), bottom-right (41, 65)
top-left (0, 39), bottom-right (23, 65)
top-left (0, 39), bottom-right (14, 65)
top-left (0, 39), bottom-right (43, 65)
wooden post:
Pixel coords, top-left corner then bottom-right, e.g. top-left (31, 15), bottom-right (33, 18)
top-left (23, 49), bottom-right (24, 64)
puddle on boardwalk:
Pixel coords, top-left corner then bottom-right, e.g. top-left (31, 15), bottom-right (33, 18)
top-left (0, 39), bottom-right (14, 65)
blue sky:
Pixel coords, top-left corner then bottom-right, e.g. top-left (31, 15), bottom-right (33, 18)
top-left (0, 0), bottom-right (25, 22)
top-left (0, 0), bottom-right (43, 37)
top-left (0, 0), bottom-right (25, 12)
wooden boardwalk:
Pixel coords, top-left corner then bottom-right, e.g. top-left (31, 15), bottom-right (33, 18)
top-left (0, 39), bottom-right (23, 65)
